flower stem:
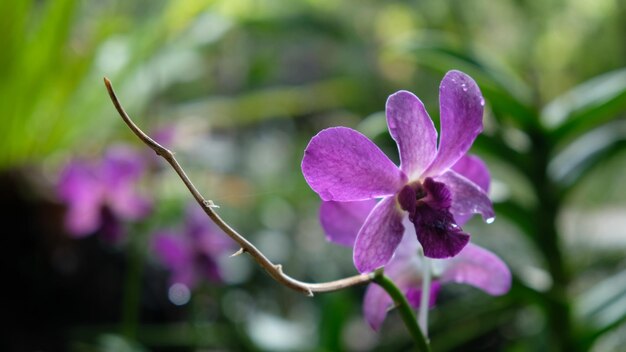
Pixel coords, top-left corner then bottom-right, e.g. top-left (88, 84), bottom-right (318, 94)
top-left (418, 257), bottom-right (431, 336)
top-left (373, 269), bottom-right (430, 352)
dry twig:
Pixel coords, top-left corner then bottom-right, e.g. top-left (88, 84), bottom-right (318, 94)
top-left (104, 77), bottom-right (375, 296)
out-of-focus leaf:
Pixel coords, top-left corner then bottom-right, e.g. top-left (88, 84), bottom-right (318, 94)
top-left (543, 68), bottom-right (626, 143)
top-left (575, 269), bottom-right (626, 346)
top-left (589, 322), bottom-right (626, 352)
top-left (318, 291), bottom-right (353, 351)
top-left (1, 0), bottom-right (79, 166)
top-left (548, 120), bottom-right (626, 194)
top-left (395, 38), bottom-right (538, 128)
top-left (70, 323), bottom-right (231, 348)
top-left (163, 78), bottom-right (363, 127)
top-left (430, 294), bottom-right (515, 351)
top-left (357, 111), bottom-right (388, 139)
top-left (0, 0), bottom-right (227, 170)
top-left (494, 200), bottom-right (536, 240)
top-left (472, 134), bottom-right (532, 179)
top-left (97, 334), bottom-right (146, 352)
top-left (240, 14), bottom-right (349, 40)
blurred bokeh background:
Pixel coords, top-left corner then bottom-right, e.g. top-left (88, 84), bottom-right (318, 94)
top-left (1, 0), bottom-right (626, 351)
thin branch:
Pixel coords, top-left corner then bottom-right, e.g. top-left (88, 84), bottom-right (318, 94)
top-left (104, 77), bottom-right (374, 296)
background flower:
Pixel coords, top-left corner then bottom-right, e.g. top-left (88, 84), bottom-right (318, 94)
top-left (152, 205), bottom-right (235, 290)
top-left (57, 145), bottom-right (152, 242)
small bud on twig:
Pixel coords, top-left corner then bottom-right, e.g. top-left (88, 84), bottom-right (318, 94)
top-left (203, 200), bottom-right (220, 209)
top-left (230, 247), bottom-right (245, 257)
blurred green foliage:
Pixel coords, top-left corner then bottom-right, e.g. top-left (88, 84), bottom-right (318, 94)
top-left (2, 0), bottom-right (626, 351)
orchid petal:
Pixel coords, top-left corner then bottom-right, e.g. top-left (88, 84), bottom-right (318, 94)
top-left (440, 243), bottom-right (511, 295)
top-left (436, 170), bottom-right (495, 222)
top-left (153, 233), bottom-right (198, 287)
top-left (392, 223), bottom-right (421, 258)
top-left (385, 239), bottom-right (436, 307)
top-left (364, 251), bottom-right (441, 331)
top-left (185, 204), bottom-right (212, 237)
top-left (152, 231), bottom-right (192, 271)
top-left (65, 202), bottom-right (102, 237)
top-left (363, 283), bottom-right (393, 331)
top-left (185, 205), bottom-right (234, 257)
top-left (451, 155), bottom-right (490, 192)
top-left (319, 200), bottom-right (377, 247)
top-left (102, 146), bottom-right (146, 189)
top-left (353, 197), bottom-right (405, 273)
top-left (100, 210), bottom-right (125, 242)
top-left (57, 161), bottom-right (104, 236)
top-left (170, 270), bottom-right (198, 288)
top-left (102, 147), bottom-right (152, 219)
top-left (425, 71), bottom-right (484, 176)
top-left (194, 253), bottom-right (223, 282)
top-left (451, 155), bottom-right (490, 225)
top-left (302, 127), bottom-right (406, 201)
top-left (386, 91), bottom-right (438, 179)
top-left (107, 187), bottom-right (152, 220)
top-left (405, 282), bottom-right (441, 309)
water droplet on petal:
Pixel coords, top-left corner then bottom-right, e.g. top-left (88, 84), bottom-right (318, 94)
top-left (480, 97), bottom-right (485, 106)
top-left (486, 217), bottom-right (495, 224)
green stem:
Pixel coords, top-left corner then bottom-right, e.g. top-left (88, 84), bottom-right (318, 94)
top-left (528, 130), bottom-right (576, 351)
top-left (373, 270), bottom-right (430, 352)
top-left (122, 232), bottom-right (146, 340)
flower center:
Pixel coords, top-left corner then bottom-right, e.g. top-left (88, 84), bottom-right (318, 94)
top-left (397, 177), bottom-right (451, 215)
top-left (397, 178), bottom-right (470, 258)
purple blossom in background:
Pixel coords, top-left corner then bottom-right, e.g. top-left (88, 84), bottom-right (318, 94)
top-left (152, 205), bottom-right (234, 290)
top-left (302, 70), bottom-right (494, 272)
top-left (57, 145), bottom-right (152, 242)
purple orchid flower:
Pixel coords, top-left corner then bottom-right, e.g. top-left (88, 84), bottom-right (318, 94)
top-left (152, 205), bottom-right (234, 289)
top-left (319, 155), bottom-right (510, 330)
top-left (302, 70), bottom-right (494, 272)
top-left (57, 145), bottom-right (153, 242)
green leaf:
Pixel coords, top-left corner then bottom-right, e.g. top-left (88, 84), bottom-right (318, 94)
top-left (162, 78), bottom-right (363, 127)
top-left (97, 334), bottom-right (146, 352)
top-left (543, 68), bottom-right (626, 144)
top-left (318, 291), bottom-right (354, 351)
top-left (548, 120), bottom-right (626, 194)
top-left (575, 269), bottom-right (626, 345)
top-left (430, 294), bottom-right (515, 351)
top-left (397, 38), bottom-right (538, 128)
